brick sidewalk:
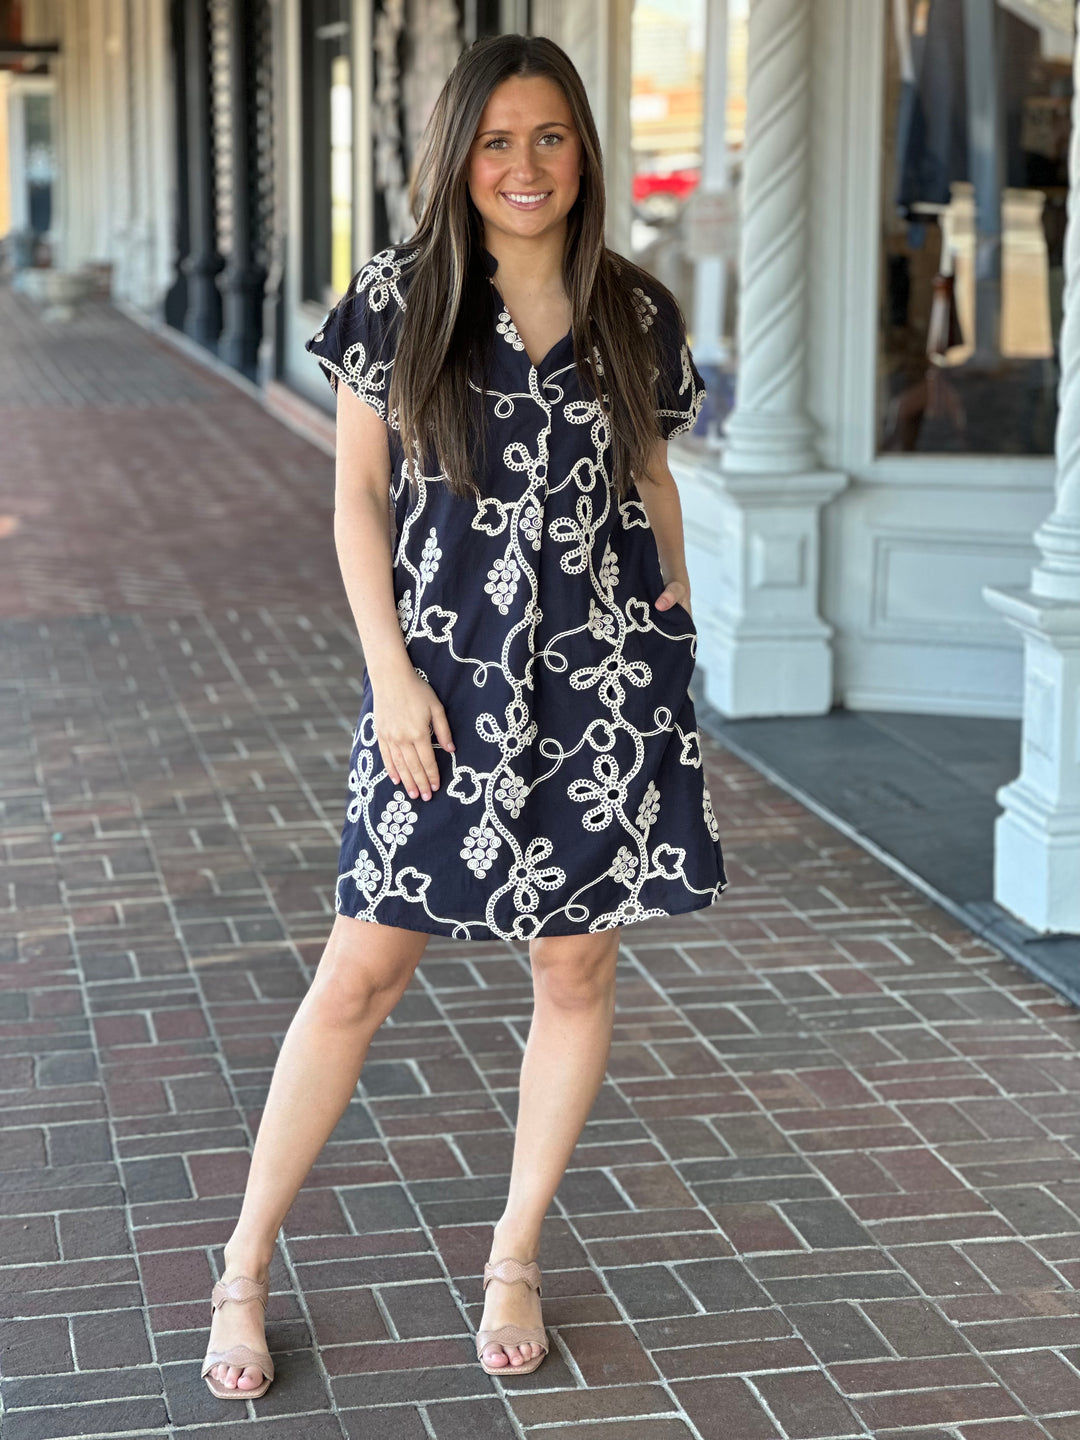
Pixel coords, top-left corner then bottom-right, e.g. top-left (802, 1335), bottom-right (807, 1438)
top-left (3, 291), bottom-right (1080, 1440)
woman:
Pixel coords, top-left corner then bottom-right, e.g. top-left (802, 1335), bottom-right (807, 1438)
top-left (200, 32), bottom-right (726, 1400)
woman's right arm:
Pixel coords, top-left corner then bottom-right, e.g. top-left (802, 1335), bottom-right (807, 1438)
top-left (333, 383), bottom-right (455, 804)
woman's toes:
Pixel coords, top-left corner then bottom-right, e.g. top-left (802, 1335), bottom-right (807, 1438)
top-left (237, 1365), bottom-right (263, 1389)
top-left (484, 1345), bottom-right (509, 1367)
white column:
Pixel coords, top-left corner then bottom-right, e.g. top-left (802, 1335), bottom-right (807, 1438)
top-left (87, 0), bottom-right (111, 259)
top-left (103, 0), bottom-right (132, 296)
top-left (984, 1), bottom-right (1080, 935)
top-left (145, 0), bottom-right (175, 304)
top-left (691, 0), bottom-right (730, 365)
top-left (696, 0), bottom-right (846, 718)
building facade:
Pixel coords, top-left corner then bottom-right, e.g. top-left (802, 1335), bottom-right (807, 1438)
top-left (4, 0), bottom-right (1078, 934)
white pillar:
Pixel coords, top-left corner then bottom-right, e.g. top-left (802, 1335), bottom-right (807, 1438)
top-left (691, 0), bottom-right (730, 365)
top-left (145, 0), bottom-right (175, 305)
top-left (696, 0), bottom-right (846, 719)
top-left (984, 1), bottom-right (1080, 935)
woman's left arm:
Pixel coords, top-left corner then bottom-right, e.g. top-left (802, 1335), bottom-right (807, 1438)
top-left (636, 437), bottom-right (693, 618)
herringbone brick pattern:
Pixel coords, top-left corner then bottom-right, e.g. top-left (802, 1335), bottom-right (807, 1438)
top-left (2, 293), bottom-right (1080, 1439)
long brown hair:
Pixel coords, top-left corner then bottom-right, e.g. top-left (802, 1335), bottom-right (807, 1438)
top-left (390, 33), bottom-right (682, 502)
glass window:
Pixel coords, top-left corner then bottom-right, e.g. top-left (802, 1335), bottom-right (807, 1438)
top-left (24, 91), bottom-right (56, 237)
top-left (879, 0), bottom-right (1073, 455)
top-left (629, 0), bottom-right (747, 441)
top-left (301, 2), bottom-right (353, 307)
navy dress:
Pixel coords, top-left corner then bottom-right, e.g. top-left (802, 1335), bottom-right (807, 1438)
top-left (306, 243), bottom-right (727, 940)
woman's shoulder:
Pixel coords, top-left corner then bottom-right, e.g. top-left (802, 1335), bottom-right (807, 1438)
top-left (345, 242), bottom-right (423, 318)
top-left (308, 243), bottom-right (420, 360)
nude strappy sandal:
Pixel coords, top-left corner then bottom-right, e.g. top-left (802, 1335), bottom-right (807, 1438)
top-left (200, 1271), bottom-right (275, 1400)
top-left (476, 1257), bottom-right (549, 1376)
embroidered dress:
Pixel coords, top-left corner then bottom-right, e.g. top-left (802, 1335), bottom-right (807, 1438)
top-left (306, 244), bottom-right (727, 940)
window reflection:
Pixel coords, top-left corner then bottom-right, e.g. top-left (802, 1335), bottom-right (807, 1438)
top-left (880, 0), bottom-right (1073, 455)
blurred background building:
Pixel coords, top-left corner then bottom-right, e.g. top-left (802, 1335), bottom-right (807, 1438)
top-left (2, 0), bottom-right (1079, 940)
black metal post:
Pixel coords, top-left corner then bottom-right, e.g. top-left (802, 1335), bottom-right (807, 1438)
top-left (164, 0), bottom-right (191, 330)
top-left (219, 0), bottom-right (267, 376)
top-left (182, 0), bottom-right (223, 347)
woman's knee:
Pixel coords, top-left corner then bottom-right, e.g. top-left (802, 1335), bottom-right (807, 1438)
top-left (308, 916), bottom-right (426, 1025)
top-left (530, 929), bottom-right (620, 1011)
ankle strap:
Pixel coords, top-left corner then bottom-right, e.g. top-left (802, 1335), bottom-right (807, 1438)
top-left (483, 1258), bottom-right (542, 1294)
top-left (211, 1273), bottom-right (269, 1311)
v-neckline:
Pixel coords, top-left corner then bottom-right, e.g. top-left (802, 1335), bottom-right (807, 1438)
top-left (482, 245), bottom-right (572, 374)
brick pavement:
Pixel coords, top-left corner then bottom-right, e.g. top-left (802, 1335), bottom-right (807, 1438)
top-left (2, 288), bottom-right (1080, 1439)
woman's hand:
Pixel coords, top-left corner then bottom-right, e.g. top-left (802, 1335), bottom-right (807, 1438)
top-left (654, 576), bottom-right (692, 620)
top-left (372, 671), bottom-right (455, 802)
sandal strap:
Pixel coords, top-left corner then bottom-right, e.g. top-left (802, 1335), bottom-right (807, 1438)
top-left (201, 1343), bottom-right (275, 1382)
top-left (210, 1273), bottom-right (269, 1312)
top-left (483, 1257), bottom-right (542, 1294)
top-left (476, 1324), bottom-right (548, 1360)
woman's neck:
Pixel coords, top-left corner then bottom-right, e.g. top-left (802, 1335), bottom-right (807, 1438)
top-left (482, 225), bottom-right (567, 297)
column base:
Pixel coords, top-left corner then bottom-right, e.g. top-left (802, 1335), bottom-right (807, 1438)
top-left (984, 583), bottom-right (1080, 935)
top-left (700, 618), bottom-right (835, 718)
top-left (686, 462), bottom-right (847, 719)
top-left (994, 780), bottom-right (1080, 935)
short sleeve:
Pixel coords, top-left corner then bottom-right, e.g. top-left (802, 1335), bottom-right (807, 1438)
top-left (304, 246), bottom-right (414, 420)
top-left (636, 284), bottom-right (707, 441)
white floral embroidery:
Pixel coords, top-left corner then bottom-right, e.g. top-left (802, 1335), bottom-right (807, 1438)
top-left (496, 310), bottom-right (525, 351)
top-left (508, 836), bottom-right (566, 913)
top-left (568, 753), bottom-right (630, 832)
top-left (632, 286), bottom-right (658, 332)
top-left (678, 727), bottom-right (703, 768)
top-left (377, 792), bottom-right (418, 846)
top-left (351, 849), bottom-right (382, 893)
top-left (485, 552), bottom-right (521, 614)
top-left (659, 342), bottom-right (706, 439)
top-left (587, 598), bottom-right (618, 643)
top-left (305, 246), bottom-right (417, 417)
top-left (703, 786), bottom-right (720, 842)
top-left (520, 500), bottom-right (543, 549)
top-left (420, 528), bottom-right (442, 583)
top-left (461, 822), bottom-right (501, 877)
top-left (611, 846), bottom-right (638, 885)
top-left (345, 748), bottom-right (377, 823)
top-left (495, 770), bottom-right (527, 818)
top-left (636, 781), bottom-right (661, 834)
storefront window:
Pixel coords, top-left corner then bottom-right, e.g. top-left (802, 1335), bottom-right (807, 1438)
top-left (24, 91), bottom-right (55, 237)
top-left (629, 0), bottom-right (747, 439)
top-left (879, 0), bottom-right (1073, 455)
top-left (301, 2), bottom-right (353, 307)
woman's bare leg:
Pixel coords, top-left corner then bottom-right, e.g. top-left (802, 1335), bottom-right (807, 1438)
top-left (478, 926), bottom-right (621, 1369)
top-left (206, 914), bottom-right (429, 1390)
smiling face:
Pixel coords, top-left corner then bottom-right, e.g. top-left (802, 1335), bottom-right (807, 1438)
top-left (466, 74), bottom-right (583, 248)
